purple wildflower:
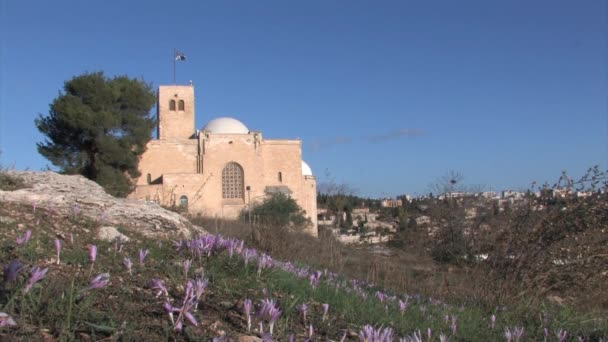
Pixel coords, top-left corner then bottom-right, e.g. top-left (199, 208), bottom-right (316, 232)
top-left (257, 253), bottom-right (273, 276)
top-left (16, 230), bottom-right (31, 245)
top-left (0, 312), bottom-right (17, 327)
top-left (491, 314), bottom-right (496, 329)
top-left (173, 240), bottom-right (184, 251)
top-left (297, 303), bottom-right (308, 324)
top-left (3, 260), bottom-right (24, 284)
top-left (556, 329), bottom-right (568, 342)
top-left (89, 245), bottom-right (97, 264)
top-left (123, 257), bottom-right (133, 275)
top-left (183, 259), bottom-right (192, 279)
top-left (54, 239), bottom-right (61, 265)
top-left (151, 278), bottom-right (169, 298)
top-left (23, 266), bottom-right (48, 294)
top-left (451, 315), bottom-right (458, 336)
top-left (398, 298), bottom-right (408, 315)
top-left (427, 327), bottom-right (432, 341)
top-left (139, 249), bottom-right (148, 265)
top-left (309, 323), bottom-right (314, 338)
top-left (322, 303), bottom-right (329, 321)
top-left (268, 306), bottom-right (282, 334)
top-left (243, 298), bottom-right (252, 331)
top-left (358, 324), bottom-right (394, 342)
top-left (439, 334), bottom-right (448, 342)
top-left (309, 271), bottom-right (322, 289)
top-left (86, 273), bottom-right (110, 291)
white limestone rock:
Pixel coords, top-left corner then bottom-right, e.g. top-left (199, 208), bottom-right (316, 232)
top-left (97, 226), bottom-right (130, 242)
top-left (0, 171), bottom-right (204, 239)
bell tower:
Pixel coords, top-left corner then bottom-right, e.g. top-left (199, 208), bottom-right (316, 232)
top-left (157, 84), bottom-right (195, 139)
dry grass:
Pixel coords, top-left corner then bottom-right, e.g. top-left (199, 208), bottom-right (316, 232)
top-left (188, 216), bottom-right (490, 308)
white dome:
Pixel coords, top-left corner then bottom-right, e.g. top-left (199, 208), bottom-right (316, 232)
top-left (202, 117), bottom-right (249, 134)
top-left (302, 161), bottom-right (313, 176)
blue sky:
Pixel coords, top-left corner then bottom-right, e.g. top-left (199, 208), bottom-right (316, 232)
top-left (0, 0), bottom-right (606, 197)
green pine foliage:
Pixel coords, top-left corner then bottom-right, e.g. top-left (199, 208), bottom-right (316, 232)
top-left (35, 72), bottom-right (156, 197)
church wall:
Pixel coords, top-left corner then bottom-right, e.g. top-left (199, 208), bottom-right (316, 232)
top-left (199, 133), bottom-right (263, 219)
top-left (136, 140), bottom-right (198, 186)
top-left (260, 140), bottom-right (302, 194)
top-left (161, 173), bottom-right (206, 211)
top-left (303, 175), bottom-right (318, 236)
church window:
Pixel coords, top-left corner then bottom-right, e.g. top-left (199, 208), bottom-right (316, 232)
top-left (222, 162), bottom-right (244, 199)
top-left (169, 100), bottom-right (176, 111)
top-left (178, 100), bottom-right (185, 111)
top-left (278, 172), bottom-right (282, 183)
top-left (146, 173), bottom-right (151, 184)
top-left (179, 195), bottom-right (188, 208)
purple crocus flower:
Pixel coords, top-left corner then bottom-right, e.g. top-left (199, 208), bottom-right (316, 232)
top-left (451, 315), bottom-right (458, 336)
top-left (243, 298), bottom-right (252, 331)
top-left (151, 278), bottom-right (169, 298)
top-left (322, 303), bottom-right (329, 321)
top-left (309, 323), bottom-right (314, 338)
top-left (491, 314), bottom-right (496, 329)
top-left (89, 245), bottom-right (97, 264)
top-left (16, 230), bottom-right (31, 245)
top-left (183, 259), bottom-right (192, 278)
top-left (427, 327), bottom-right (432, 341)
top-left (398, 298), bottom-right (409, 315)
top-left (358, 325), bottom-right (394, 342)
top-left (268, 306), bottom-right (282, 334)
top-left (556, 329), bottom-right (568, 342)
top-left (439, 334), bottom-right (448, 342)
top-left (0, 312), bottom-right (17, 327)
top-left (86, 273), bottom-right (110, 291)
top-left (309, 271), bottom-right (322, 289)
top-left (3, 260), bottom-right (24, 284)
top-left (123, 257), bottom-right (133, 275)
top-left (139, 249), bottom-right (149, 265)
top-left (257, 253), bottom-right (273, 276)
top-left (23, 266), bottom-right (48, 294)
top-left (297, 303), bottom-right (308, 324)
top-left (54, 239), bottom-right (61, 265)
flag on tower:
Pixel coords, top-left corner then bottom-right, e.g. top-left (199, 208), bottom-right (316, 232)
top-left (175, 51), bottom-right (187, 61)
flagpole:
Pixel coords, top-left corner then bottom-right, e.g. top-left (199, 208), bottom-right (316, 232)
top-left (173, 48), bottom-right (176, 84)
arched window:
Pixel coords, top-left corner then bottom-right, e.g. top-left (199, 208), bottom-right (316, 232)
top-left (179, 195), bottom-right (188, 208)
top-left (146, 173), bottom-right (151, 184)
top-left (222, 162), bottom-right (244, 199)
top-left (169, 100), bottom-right (176, 111)
top-left (178, 100), bottom-right (185, 111)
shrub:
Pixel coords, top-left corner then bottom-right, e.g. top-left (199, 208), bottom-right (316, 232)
top-left (245, 192), bottom-right (310, 230)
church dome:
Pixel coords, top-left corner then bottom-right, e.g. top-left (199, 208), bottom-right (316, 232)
top-left (202, 117), bottom-right (249, 134)
top-left (302, 161), bottom-right (313, 176)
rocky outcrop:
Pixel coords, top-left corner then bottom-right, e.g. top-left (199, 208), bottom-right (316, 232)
top-left (0, 171), bottom-right (204, 239)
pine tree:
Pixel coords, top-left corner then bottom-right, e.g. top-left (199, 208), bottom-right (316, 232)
top-left (36, 72), bottom-right (156, 197)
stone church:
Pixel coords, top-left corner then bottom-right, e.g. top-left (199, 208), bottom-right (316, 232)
top-left (129, 84), bottom-right (318, 235)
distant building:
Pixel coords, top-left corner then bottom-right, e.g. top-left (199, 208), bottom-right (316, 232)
top-left (502, 190), bottom-right (525, 200)
top-left (381, 198), bottom-right (402, 208)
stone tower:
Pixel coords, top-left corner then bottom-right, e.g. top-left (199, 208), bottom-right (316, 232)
top-left (157, 85), bottom-right (195, 139)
